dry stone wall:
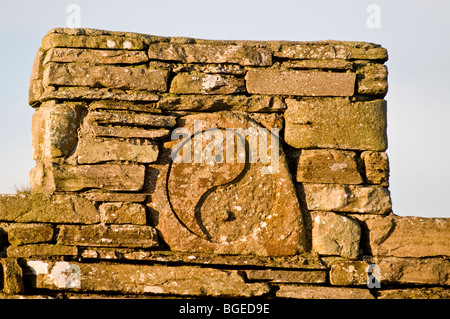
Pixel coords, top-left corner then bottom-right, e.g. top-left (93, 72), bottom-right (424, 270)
top-left (0, 28), bottom-right (449, 299)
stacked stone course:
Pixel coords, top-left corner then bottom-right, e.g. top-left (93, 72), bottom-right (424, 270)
top-left (0, 28), bottom-right (448, 299)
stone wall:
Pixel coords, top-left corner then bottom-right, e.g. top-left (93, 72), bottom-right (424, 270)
top-left (0, 28), bottom-right (448, 299)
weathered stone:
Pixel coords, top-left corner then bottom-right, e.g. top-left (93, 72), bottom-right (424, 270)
top-left (361, 151), bottom-right (389, 185)
top-left (276, 285), bottom-right (374, 299)
top-left (29, 48), bottom-right (45, 106)
top-left (122, 251), bottom-right (325, 269)
top-left (245, 269), bottom-right (327, 283)
top-left (99, 202), bottom-right (146, 224)
top-left (31, 101), bottom-right (82, 159)
top-left (330, 257), bottom-right (450, 285)
top-left (282, 59), bottom-right (353, 70)
top-left (329, 260), bottom-right (371, 286)
top-left (7, 244), bottom-right (77, 258)
top-left (311, 212), bottom-right (361, 258)
top-left (25, 261), bottom-right (270, 297)
top-left (43, 63), bottom-right (169, 92)
top-left (150, 112), bottom-right (305, 256)
top-left (0, 194), bottom-right (99, 224)
top-left (40, 163), bottom-right (145, 193)
top-left (303, 184), bottom-right (392, 214)
top-left (41, 86), bottom-right (160, 102)
top-left (44, 48), bottom-right (149, 65)
top-left (157, 94), bottom-right (286, 112)
top-left (245, 69), bottom-right (356, 96)
top-left (88, 124), bottom-right (171, 139)
top-left (7, 224), bottom-right (53, 246)
top-left (366, 216), bottom-right (450, 257)
top-left (148, 43), bottom-right (272, 66)
top-left (86, 110), bottom-right (177, 127)
top-left (378, 287), bottom-right (450, 299)
top-left (329, 257), bottom-right (450, 286)
top-left (0, 258), bottom-right (24, 294)
top-left (297, 149), bottom-right (363, 184)
top-left (170, 72), bottom-right (245, 94)
top-left (41, 29), bottom-right (149, 50)
top-left (274, 42), bottom-right (388, 61)
top-left (355, 61), bottom-right (388, 96)
top-left (76, 138), bottom-right (159, 164)
top-left (89, 100), bottom-right (160, 112)
top-left (57, 224), bottom-right (158, 248)
top-left (284, 98), bottom-right (387, 151)
top-left (173, 63), bottom-right (246, 75)
top-left (81, 192), bottom-right (148, 203)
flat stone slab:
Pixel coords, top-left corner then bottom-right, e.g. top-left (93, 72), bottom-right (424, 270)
top-left (329, 257), bottom-right (450, 286)
top-left (148, 43), bottom-right (272, 66)
top-left (24, 260), bottom-right (270, 297)
top-left (284, 98), bottom-right (387, 151)
top-left (44, 48), bottom-right (149, 65)
top-left (246, 69), bottom-right (356, 96)
top-left (276, 285), bottom-right (374, 299)
top-left (303, 184), bottom-right (392, 214)
top-left (297, 149), bottom-right (363, 184)
top-left (366, 216), bottom-right (450, 257)
top-left (57, 224), bottom-right (158, 248)
top-left (43, 62), bottom-right (169, 92)
top-left (0, 194), bottom-right (99, 224)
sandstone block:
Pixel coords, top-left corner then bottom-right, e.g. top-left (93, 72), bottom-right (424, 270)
top-left (245, 269), bottom-right (327, 283)
top-left (304, 184), bottom-right (391, 214)
top-left (42, 163), bottom-right (146, 193)
top-left (378, 287), bottom-right (450, 299)
top-left (29, 48), bottom-right (45, 106)
top-left (157, 94), bottom-right (286, 112)
top-left (7, 244), bottom-right (77, 258)
top-left (41, 86), bottom-right (160, 102)
top-left (43, 62), bottom-right (169, 92)
top-left (99, 202), bottom-right (147, 224)
top-left (0, 194), bottom-right (99, 224)
top-left (86, 110), bottom-right (177, 127)
top-left (282, 59), bottom-right (353, 70)
top-left (88, 100), bottom-right (160, 112)
top-left (377, 257), bottom-right (450, 285)
top-left (25, 261), bottom-right (270, 297)
top-left (148, 43), bottom-right (272, 66)
top-left (297, 149), bottom-right (363, 184)
top-left (31, 101), bottom-right (82, 160)
top-left (122, 251), bottom-right (325, 269)
top-left (366, 216), bottom-right (450, 257)
top-left (274, 42), bottom-right (388, 61)
top-left (0, 258), bottom-right (24, 294)
top-left (276, 285), bottom-right (374, 299)
top-left (361, 151), bottom-right (389, 185)
top-left (355, 61), bottom-right (388, 96)
top-left (57, 224), bottom-right (158, 248)
top-left (170, 72), bottom-right (245, 94)
top-left (88, 124), bottom-right (170, 139)
top-left (44, 48), bottom-right (149, 65)
top-left (81, 192), bottom-right (148, 203)
top-left (245, 69), bottom-right (356, 96)
top-left (311, 212), bottom-right (361, 258)
top-left (76, 138), bottom-right (159, 164)
top-left (329, 257), bottom-right (450, 286)
top-left (7, 224), bottom-right (53, 246)
top-left (284, 98), bottom-right (387, 151)
top-left (41, 29), bottom-right (148, 50)
top-left (173, 63), bottom-right (246, 75)
top-left (329, 260), bottom-right (371, 286)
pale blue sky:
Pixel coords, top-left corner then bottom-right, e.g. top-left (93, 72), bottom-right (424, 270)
top-left (0, 0), bottom-right (449, 217)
